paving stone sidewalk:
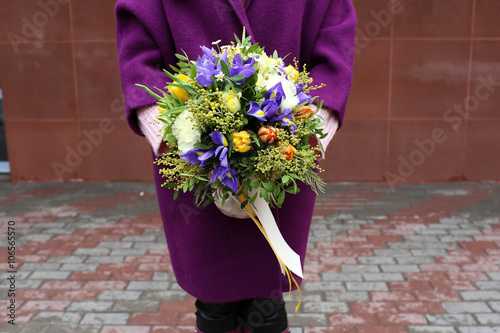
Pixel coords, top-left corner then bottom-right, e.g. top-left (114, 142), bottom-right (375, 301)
top-left (0, 180), bottom-right (499, 333)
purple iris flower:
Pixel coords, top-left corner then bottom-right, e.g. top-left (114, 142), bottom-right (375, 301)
top-left (180, 130), bottom-right (239, 193)
top-left (201, 46), bottom-right (216, 62)
top-left (211, 164), bottom-right (239, 193)
top-left (196, 49), bottom-right (217, 86)
top-left (229, 53), bottom-right (256, 81)
top-left (297, 92), bottom-right (312, 105)
top-left (180, 130), bottom-right (229, 167)
top-left (264, 82), bottom-right (286, 105)
top-left (247, 100), bottom-right (280, 121)
top-left (196, 48), bottom-right (258, 86)
top-left (209, 130), bottom-right (229, 167)
top-left (195, 47), bottom-right (222, 86)
top-left (273, 108), bottom-right (297, 133)
top-left (196, 68), bottom-right (214, 87)
top-left (181, 148), bottom-right (205, 164)
top-left (295, 83), bottom-right (305, 94)
top-left (247, 82), bottom-right (296, 131)
top-left (247, 101), bottom-right (297, 133)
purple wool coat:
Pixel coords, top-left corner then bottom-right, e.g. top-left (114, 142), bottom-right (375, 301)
top-left (115, 0), bottom-right (356, 303)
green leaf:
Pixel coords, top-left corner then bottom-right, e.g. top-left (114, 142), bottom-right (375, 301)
top-left (220, 60), bottom-right (230, 77)
top-left (250, 180), bottom-right (260, 189)
top-left (226, 78), bottom-right (236, 90)
top-left (277, 190), bottom-right (286, 207)
top-left (274, 186), bottom-right (282, 198)
top-left (169, 64), bottom-right (180, 73)
top-left (262, 182), bottom-right (275, 192)
top-left (135, 84), bottom-right (162, 100)
top-left (249, 191), bottom-right (259, 204)
top-left (230, 74), bottom-right (246, 81)
top-left (282, 175), bottom-right (290, 184)
top-left (240, 200), bottom-right (249, 209)
top-left (175, 53), bottom-right (188, 61)
top-left (164, 106), bottom-right (185, 116)
top-left (260, 187), bottom-right (269, 202)
top-left (242, 179), bottom-right (249, 194)
top-left (173, 190), bottom-right (179, 200)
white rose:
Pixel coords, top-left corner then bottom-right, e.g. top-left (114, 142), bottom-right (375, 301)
top-left (171, 109), bottom-right (202, 153)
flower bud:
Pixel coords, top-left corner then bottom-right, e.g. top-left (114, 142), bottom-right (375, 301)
top-left (294, 106), bottom-right (314, 119)
top-left (222, 89), bottom-right (241, 113)
top-left (167, 74), bottom-right (190, 103)
top-left (233, 131), bottom-right (252, 153)
top-left (258, 126), bottom-right (279, 144)
top-left (280, 144), bottom-right (297, 161)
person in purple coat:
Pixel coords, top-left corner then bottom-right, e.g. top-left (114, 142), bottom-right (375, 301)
top-left (115, 0), bottom-right (356, 332)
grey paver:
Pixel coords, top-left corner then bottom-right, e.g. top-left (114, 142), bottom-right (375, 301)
top-left (31, 311), bottom-right (82, 323)
top-left (461, 291), bottom-right (500, 301)
top-left (442, 302), bottom-right (492, 313)
top-left (474, 313), bottom-right (500, 325)
top-left (80, 312), bottom-right (130, 325)
top-left (407, 327), bottom-right (457, 333)
top-left (426, 314), bottom-right (478, 326)
top-left (302, 302), bottom-right (349, 313)
top-left (67, 301), bottom-right (114, 312)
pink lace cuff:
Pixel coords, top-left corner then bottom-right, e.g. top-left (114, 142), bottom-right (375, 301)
top-left (314, 105), bottom-right (339, 160)
top-left (136, 104), bottom-right (164, 156)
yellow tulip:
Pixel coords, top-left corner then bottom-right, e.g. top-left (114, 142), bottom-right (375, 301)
top-left (167, 74), bottom-right (190, 103)
top-left (233, 131), bottom-right (252, 153)
top-left (222, 89), bottom-right (241, 113)
top-left (284, 65), bottom-right (299, 82)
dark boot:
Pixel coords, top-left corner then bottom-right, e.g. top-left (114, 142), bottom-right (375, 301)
top-left (237, 298), bottom-right (289, 333)
top-left (239, 323), bottom-right (289, 333)
top-left (195, 324), bottom-right (239, 333)
top-left (195, 299), bottom-right (240, 333)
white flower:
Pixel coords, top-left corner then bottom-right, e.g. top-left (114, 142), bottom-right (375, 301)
top-left (215, 72), bottom-right (225, 82)
top-left (262, 74), bottom-right (300, 111)
top-left (257, 54), bottom-right (278, 75)
top-left (171, 110), bottom-right (202, 153)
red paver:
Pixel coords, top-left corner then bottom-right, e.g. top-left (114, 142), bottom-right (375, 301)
top-left (1, 182), bottom-right (499, 332)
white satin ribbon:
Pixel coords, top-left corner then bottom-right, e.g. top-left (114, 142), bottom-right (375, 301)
top-left (229, 189), bottom-right (303, 279)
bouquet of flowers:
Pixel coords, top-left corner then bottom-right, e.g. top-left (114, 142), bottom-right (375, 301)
top-left (137, 30), bottom-right (328, 309)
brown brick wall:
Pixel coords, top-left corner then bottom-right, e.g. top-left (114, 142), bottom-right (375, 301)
top-left (0, 0), bottom-right (499, 182)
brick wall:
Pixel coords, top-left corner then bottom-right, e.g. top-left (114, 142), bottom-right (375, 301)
top-left (0, 0), bottom-right (499, 182)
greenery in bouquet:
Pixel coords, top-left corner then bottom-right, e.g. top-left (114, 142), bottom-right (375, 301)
top-left (136, 30), bottom-right (328, 209)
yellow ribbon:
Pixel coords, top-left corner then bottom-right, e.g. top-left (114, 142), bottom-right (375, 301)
top-left (238, 194), bottom-right (302, 312)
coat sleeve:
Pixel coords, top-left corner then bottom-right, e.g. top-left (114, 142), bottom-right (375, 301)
top-left (309, 0), bottom-right (356, 130)
top-left (115, 0), bottom-right (176, 136)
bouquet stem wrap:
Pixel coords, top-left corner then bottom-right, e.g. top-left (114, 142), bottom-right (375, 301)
top-left (232, 190), bottom-right (303, 311)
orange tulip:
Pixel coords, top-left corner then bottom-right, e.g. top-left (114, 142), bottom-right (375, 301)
top-left (280, 144), bottom-right (297, 161)
top-left (294, 106), bottom-right (314, 119)
top-left (258, 126), bottom-right (279, 144)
